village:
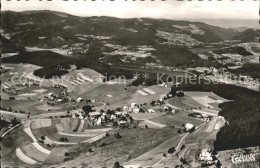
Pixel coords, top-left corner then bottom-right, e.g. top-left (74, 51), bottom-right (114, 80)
top-left (1, 59), bottom-right (234, 168)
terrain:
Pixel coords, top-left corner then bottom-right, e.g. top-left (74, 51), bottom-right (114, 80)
top-left (1, 10), bottom-right (260, 168)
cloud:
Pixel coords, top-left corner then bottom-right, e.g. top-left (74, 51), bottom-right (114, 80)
top-left (2, 0), bottom-right (258, 19)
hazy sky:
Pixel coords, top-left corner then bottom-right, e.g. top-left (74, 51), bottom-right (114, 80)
top-left (3, 0), bottom-right (258, 19)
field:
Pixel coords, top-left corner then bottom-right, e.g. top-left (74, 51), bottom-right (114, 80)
top-left (1, 125), bottom-right (35, 167)
top-left (165, 92), bottom-right (229, 117)
top-left (77, 83), bottom-right (140, 109)
top-left (130, 112), bottom-right (164, 120)
top-left (2, 117), bottom-right (116, 166)
top-left (128, 85), bottom-right (169, 105)
top-left (150, 112), bottom-right (204, 128)
top-left (56, 127), bottom-right (179, 167)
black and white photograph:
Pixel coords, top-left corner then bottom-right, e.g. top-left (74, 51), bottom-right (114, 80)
top-left (1, 0), bottom-right (260, 167)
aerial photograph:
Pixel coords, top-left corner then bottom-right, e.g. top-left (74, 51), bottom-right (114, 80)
top-left (1, 0), bottom-right (259, 167)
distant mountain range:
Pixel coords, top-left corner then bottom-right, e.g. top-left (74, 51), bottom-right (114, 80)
top-left (1, 10), bottom-right (258, 50)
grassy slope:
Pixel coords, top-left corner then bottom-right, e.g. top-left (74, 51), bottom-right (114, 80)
top-left (177, 82), bottom-right (260, 150)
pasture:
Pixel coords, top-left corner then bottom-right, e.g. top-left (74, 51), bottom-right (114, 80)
top-left (58, 127), bottom-right (179, 167)
top-left (129, 85), bottom-right (169, 105)
top-left (150, 112), bottom-right (204, 127)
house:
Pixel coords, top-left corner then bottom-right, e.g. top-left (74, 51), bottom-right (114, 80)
top-left (96, 117), bottom-right (102, 126)
top-left (47, 92), bottom-right (54, 97)
top-left (164, 106), bottom-right (170, 112)
top-left (57, 99), bottom-right (63, 103)
top-left (76, 97), bottom-right (84, 102)
top-left (147, 109), bottom-right (155, 113)
top-left (132, 108), bottom-right (140, 113)
top-left (131, 103), bottom-right (137, 107)
top-left (185, 123), bottom-right (195, 132)
top-left (123, 106), bottom-right (129, 111)
top-left (110, 114), bottom-right (117, 120)
top-left (115, 111), bottom-right (123, 116)
top-left (91, 99), bottom-right (96, 103)
top-left (89, 111), bottom-right (101, 119)
top-left (199, 149), bottom-right (213, 161)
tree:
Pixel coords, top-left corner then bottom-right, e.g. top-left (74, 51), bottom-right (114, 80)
top-left (99, 142), bottom-right (107, 147)
top-left (89, 148), bottom-right (93, 152)
top-left (41, 136), bottom-right (45, 140)
top-left (216, 160), bottom-right (222, 168)
top-left (114, 132), bottom-right (122, 139)
top-left (11, 117), bottom-right (19, 126)
top-left (113, 161), bottom-right (121, 168)
top-left (177, 91), bottom-right (184, 97)
top-left (182, 158), bottom-right (187, 164)
top-left (107, 109), bottom-right (115, 115)
top-left (178, 129), bottom-right (182, 134)
top-left (163, 153), bottom-right (167, 157)
top-left (82, 105), bottom-right (92, 115)
top-left (168, 147), bottom-right (175, 154)
top-left (9, 97), bottom-right (15, 100)
top-left (181, 145), bottom-right (185, 150)
top-left (64, 152), bottom-right (70, 156)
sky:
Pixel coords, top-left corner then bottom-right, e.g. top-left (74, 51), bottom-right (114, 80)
top-left (2, 0), bottom-right (259, 28)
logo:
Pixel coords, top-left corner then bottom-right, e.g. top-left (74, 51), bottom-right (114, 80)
top-left (231, 153), bottom-right (257, 164)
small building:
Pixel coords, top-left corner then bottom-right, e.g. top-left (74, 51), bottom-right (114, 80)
top-left (123, 106), bottom-right (129, 111)
top-left (131, 103), bottom-right (137, 107)
top-left (164, 106), bottom-right (170, 112)
top-left (185, 123), bottom-right (195, 132)
top-left (133, 108), bottom-right (140, 113)
top-left (89, 111), bottom-right (101, 118)
top-left (147, 109), bottom-right (155, 113)
top-left (115, 111), bottom-right (123, 116)
top-left (76, 97), bottom-right (84, 102)
top-left (199, 149), bottom-right (213, 161)
top-left (47, 92), bottom-right (54, 98)
top-left (57, 99), bottom-right (63, 102)
top-left (96, 117), bottom-right (102, 126)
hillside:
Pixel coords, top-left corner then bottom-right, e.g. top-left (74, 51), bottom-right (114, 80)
top-left (1, 10), bottom-right (240, 48)
top-left (1, 10), bottom-right (243, 70)
top-left (213, 46), bottom-right (253, 56)
top-left (177, 82), bottom-right (260, 151)
top-left (232, 29), bottom-right (260, 42)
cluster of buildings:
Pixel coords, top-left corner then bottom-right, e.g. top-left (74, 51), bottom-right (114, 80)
top-left (156, 30), bottom-right (204, 47)
top-left (71, 108), bottom-right (133, 127)
top-left (188, 112), bottom-right (213, 121)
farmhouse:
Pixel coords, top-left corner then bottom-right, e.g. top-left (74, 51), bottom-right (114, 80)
top-left (123, 106), bottom-right (129, 111)
top-left (89, 111), bottom-right (101, 119)
top-left (76, 97), bottom-right (84, 102)
top-left (184, 123), bottom-right (195, 132)
top-left (199, 149), bottom-right (213, 161)
top-left (147, 109), bottom-right (155, 113)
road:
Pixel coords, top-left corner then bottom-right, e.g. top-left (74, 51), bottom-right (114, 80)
top-left (0, 110), bottom-right (77, 119)
top-left (151, 122), bottom-right (206, 167)
top-left (123, 122), bottom-right (206, 167)
top-left (1, 123), bottom-right (22, 138)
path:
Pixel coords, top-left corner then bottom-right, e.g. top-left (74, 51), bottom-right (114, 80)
top-left (16, 148), bottom-right (38, 165)
top-left (77, 119), bottom-right (85, 132)
top-left (1, 123), bottom-right (22, 138)
top-left (165, 103), bottom-right (182, 110)
top-left (124, 122), bottom-right (206, 167)
top-left (123, 135), bottom-right (183, 167)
